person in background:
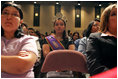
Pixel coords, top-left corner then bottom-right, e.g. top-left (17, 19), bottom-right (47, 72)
top-left (72, 32), bottom-right (80, 41)
top-left (86, 4), bottom-right (117, 76)
top-left (28, 28), bottom-right (37, 36)
top-left (1, 2), bottom-right (38, 78)
top-left (42, 13), bottom-right (75, 78)
top-left (21, 22), bottom-right (28, 35)
top-left (78, 18), bottom-right (100, 55)
top-left (72, 32), bottom-right (81, 50)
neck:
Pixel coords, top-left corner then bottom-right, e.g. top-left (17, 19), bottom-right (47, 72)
top-left (4, 31), bottom-right (15, 40)
top-left (55, 33), bottom-right (63, 40)
top-left (106, 31), bottom-right (117, 38)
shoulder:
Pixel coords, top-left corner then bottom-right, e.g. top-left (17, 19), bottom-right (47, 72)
top-left (89, 32), bottom-right (102, 39)
top-left (21, 35), bottom-right (38, 40)
top-left (74, 39), bottom-right (80, 43)
top-left (20, 35), bottom-right (38, 43)
top-left (80, 37), bottom-right (87, 41)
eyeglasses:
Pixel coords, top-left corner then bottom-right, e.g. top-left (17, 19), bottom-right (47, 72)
top-left (2, 11), bottom-right (20, 18)
top-left (93, 24), bottom-right (100, 26)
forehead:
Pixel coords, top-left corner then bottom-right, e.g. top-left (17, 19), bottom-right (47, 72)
top-left (55, 19), bottom-right (64, 23)
top-left (3, 6), bottom-right (19, 13)
top-left (74, 33), bottom-right (78, 35)
top-left (28, 29), bottom-right (34, 32)
top-left (94, 21), bottom-right (100, 24)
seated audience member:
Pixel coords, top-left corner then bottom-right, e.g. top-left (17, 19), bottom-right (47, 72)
top-left (72, 32), bottom-right (81, 50)
top-left (78, 19), bottom-right (100, 55)
top-left (86, 4), bottom-right (117, 76)
top-left (28, 28), bottom-right (37, 36)
top-left (21, 22), bottom-right (28, 35)
top-left (42, 13), bottom-right (75, 78)
top-left (72, 32), bottom-right (80, 41)
top-left (1, 2), bottom-right (38, 78)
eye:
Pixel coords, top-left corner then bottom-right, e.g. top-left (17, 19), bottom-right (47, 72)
top-left (2, 11), bottom-right (9, 15)
top-left (12, 13), bottom-right (19, 17)
top-left (55, 23), bottom-right (59, 26)
top-left (60, 23), bottom-right (64, 26)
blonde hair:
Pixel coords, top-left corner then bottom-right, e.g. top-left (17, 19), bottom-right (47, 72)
top-left (100, 4), bottom-right (117, 32)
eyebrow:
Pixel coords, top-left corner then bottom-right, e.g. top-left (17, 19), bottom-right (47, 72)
top-left (3, 8), bottom-right (19, 13)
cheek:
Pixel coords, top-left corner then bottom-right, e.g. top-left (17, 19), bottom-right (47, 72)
top-left (13, 19), bottom-right (21, 27)
top-left (62, 26), bottom-right (65, 30)
top-left (1, 16), bottom-right (6, 26)
top-left (109, 18), bottom-right (117, 27)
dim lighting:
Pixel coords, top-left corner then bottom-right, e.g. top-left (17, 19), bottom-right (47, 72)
top-left (77, 1), bottom-right (80, 6)
top-left (76, 14), bottom-right (80, 18)
top-left (56, 2), bottom-right (59, 5)
top-left (34, 2), bottom-right (37, 4)
top-left (78, 3), bottom-right (80, 5)
top-left (35, 13), bottom-right (38, 16)
top-left (96, 15), bottom-right (100, 19)
top-left (99, 4), bottom-right (101, 6)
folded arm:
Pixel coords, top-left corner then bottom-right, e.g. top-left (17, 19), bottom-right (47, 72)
top-left (1, 51), bottom-right (37, 75)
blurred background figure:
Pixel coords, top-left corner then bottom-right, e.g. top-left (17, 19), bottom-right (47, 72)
top-left (72, 32), bottom-right (80, 41)
top-left (78, 18), bottom-right (100, 55)
top-left (21, 22), bottom-right (28, 35)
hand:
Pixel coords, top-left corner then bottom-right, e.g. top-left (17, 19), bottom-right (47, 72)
top-left (18, 51), bottom-right (29, 57)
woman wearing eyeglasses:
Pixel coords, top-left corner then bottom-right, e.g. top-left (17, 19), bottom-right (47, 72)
top-left (1, 2), bottom-right (38, 78)
top-left (78, 19), bottom-right (100, 55)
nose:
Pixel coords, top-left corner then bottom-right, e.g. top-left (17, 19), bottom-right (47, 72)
top-left (7, 14), bottom-right (12, 20)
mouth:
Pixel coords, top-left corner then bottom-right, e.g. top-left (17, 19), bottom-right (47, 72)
top-left (5, 22), bottom-right (12, 25)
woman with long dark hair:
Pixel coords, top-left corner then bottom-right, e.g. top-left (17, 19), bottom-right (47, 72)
top-left (78, 19), bottom-right (100, 55)
top-left (42, 13), bottom-right (75, 78)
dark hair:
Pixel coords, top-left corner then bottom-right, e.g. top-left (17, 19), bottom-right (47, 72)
top-left (21, 23), bottom-right (28, 28)
top-left (85, 19), bottom-right (100, 37)
top-left (85, 21), bottom-right (94, 37)
top-left (53, 18), bottom-right (67, 41)
top-left (1, 2), bottom-right (24, 38)
top-left (1, 2), bottom-right (23, 19)
top-left (54, 18), bottom-right (66, 27)
top-left (28, 28), bottom-right (35, 32)
top-left (72, 32), bottom-right (80, 39)
top-left (95, 18), bottom-right (100, 22)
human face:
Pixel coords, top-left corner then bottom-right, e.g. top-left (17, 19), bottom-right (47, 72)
top-left (28, 30), bottom-right (36, 36)
top-left (73, 33), bottom-right (79, 41)
top-left (108, 7), bottom-right (117, 35)
top-left (91, 21), bottom-right (100, 33)
top-left (1, 6), bottom-right (22, 33)
top-left (54, 19), bottom-right (65, 34)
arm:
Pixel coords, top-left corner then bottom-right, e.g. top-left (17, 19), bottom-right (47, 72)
top-left (1, 51), bottom-right (37, 75)
top-left (78, 37), bottom-right (87, 55)
top-left (42, 44), bottom-right (50, 58)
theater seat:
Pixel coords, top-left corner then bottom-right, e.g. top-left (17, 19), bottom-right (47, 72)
top-left (41, 50), bottom-right (88, 73)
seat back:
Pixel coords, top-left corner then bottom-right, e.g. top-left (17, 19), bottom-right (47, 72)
top-left (41, 50), bottom-right (88, 73)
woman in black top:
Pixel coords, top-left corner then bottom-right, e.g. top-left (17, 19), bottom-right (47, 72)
top-left (86, 4), bottom-right (117, 76)
top-left (42, 13), bottom-right (75, 57)
top-left (41, 13), bottom-right (75, 78)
